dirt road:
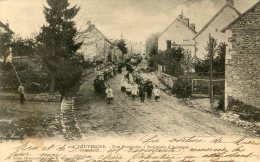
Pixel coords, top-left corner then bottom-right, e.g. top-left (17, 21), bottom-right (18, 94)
top-left (75, 61), bottom-right (255, 137)
top-left (0, 60), bottom-right (255, 139)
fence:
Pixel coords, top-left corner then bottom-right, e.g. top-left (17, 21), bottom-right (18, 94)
top-left (156, 65), bottom-right (225, 98)
top-left (191, 79), bottom-right (225, 97)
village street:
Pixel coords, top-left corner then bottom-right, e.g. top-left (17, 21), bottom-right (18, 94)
top-left (74, 60), bottom-right (255, 138)
top-left (0, 59), bottom-right (256, 140)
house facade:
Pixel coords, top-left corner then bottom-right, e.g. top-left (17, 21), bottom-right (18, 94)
top-left (158, 13), bottom-right (197, 57)
top-left (79, 21), bottom-right (112, 62)
top-left (222, 1), bottom-right (260, 109)
top-left (194, 0), bottom-right (240, 59)
top-left (108, 40), bottom-right (123, 62)
top-left (125, 40), bottom-right (145, 59)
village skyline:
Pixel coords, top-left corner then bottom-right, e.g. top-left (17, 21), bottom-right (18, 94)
top-left (0, 0), bottom-right (258, 42)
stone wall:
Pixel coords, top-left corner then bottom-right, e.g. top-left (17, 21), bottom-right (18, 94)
top-left (0, 92), bottom-right (61, 102)
top-left (226, 3), bottom-right (260, 109)
top-left (157, 71), bottom-right (177, 88)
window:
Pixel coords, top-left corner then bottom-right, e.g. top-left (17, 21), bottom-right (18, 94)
top-left (166, 40), bottom-right (172, 50)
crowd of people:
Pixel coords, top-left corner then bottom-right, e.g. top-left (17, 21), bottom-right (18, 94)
top-left (93, 63), bottom-right (122, 104)
top-left (93, 60), bottom-right (161, 104)
top-left (120, 71), bottom-right (161, 103)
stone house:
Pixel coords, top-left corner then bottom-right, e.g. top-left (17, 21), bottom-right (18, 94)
top-left (79, 21), bottom-right (112, 62)
top-left (221, 1), bottom-right (260, 109)
top-left (158, 12), bottom-right (197, 57)
top-left (194, 0), bottom-right (240, 59)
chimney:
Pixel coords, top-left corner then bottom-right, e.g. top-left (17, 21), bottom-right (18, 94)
top-left (179, 9), bottom-right (184, 19)
top-left (183, 18), bottom-right (189, 26)
top-left (226, 0), bottom-right (234, 6)
top-left (190, 23), bottom-right (195, 31)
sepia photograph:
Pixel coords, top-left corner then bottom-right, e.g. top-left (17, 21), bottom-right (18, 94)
top-left (0, 0), bottom-right (259, 161)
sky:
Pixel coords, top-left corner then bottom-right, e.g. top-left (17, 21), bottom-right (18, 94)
top-left (0, 0), bottom-right (258, 42)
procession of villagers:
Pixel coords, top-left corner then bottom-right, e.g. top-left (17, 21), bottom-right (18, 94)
top-left (93, 62), bottom-right (160, 104)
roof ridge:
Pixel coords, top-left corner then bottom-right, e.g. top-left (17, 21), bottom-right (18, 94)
top-left (159, 17), bottom-right (196, 38)
top-left (178, 17), bottom-right (197, 34)
top-left (221, 0), bottom-right (260, 32)
top-left (86, 24), bottom-right (112, 44)
top-left (193, 3), bottom-right (241, 39)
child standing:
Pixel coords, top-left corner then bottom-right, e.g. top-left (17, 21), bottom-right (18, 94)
top-left (105, 85), bottom-right (114, 104)
top-left (126, 82), bottom-right (132, 96)
top-left (153, 85), bottom-right (160, 102)
top-left (120, 76), bottom-right (128, 92)
top-left (131, 82), bottom-right (138, 100)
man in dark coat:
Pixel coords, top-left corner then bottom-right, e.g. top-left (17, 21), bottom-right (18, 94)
top-left (93, 76), bottom-right (99, 95)
top-left (139, 81), bottom-right (146, 103)
top-left (145, 80), bottom-right (153, 99)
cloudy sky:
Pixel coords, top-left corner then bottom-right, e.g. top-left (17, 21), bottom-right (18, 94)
top-left (0, 0), bottom-right (258, 42)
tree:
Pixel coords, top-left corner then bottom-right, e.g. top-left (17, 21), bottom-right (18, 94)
top-left (116, 39), bottom-right (127, 56)
top-left (214, 42), bottom-right (226, 74)
top-left (11, 37), bottom-right (35, 57)
top-left (36, 0), bottom-right (84, 96)
top-left (195, 37), bottom-right (226, 76)
top-left (146, 33), bottom-right (160, 68)
top-left (146, 33), bottom-right (160, 57)
top-left (156, 46), bottom-right (186, 77)
top-left (0, 31), bottom-right (13, 66)
top-left (181, 50), bottom-right (195, 74)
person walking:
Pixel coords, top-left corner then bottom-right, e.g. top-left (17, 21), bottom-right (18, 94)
top-left (120, 76), bottom-right (128, 92)
top-left (139, 81), bottom-right (146, 103)
top-left (105, 85), bottom-right (114, 104)
top-left (131, 82), bottom-right (138, 100)
top-left (153, 85), bottom-right (160, 102)
top-left (93, 76), bottom-right (99, 95)
top-left (18, 84), bottom-right (26, 104)
top-left (145, 80), bottom-right (153, 99)
top-left (126, 81), bottom-right (132, 97)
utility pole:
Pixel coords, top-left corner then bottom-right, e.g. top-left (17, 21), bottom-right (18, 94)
top-left (209, 34), bottom-right (214, 108)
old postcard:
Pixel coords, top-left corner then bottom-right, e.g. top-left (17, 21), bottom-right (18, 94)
top-left (0, 0), bottom-right (259, 161)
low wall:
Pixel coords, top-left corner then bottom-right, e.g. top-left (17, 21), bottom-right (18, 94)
top-left (0, 92), bottom-right (61, 102)
top-left (157, 72), bottom-right (177, 88)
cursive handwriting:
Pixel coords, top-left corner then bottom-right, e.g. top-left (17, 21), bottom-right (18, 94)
top-left (2, 136), bottom-right (259, 162)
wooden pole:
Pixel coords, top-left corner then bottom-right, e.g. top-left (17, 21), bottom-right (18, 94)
top-left (209, 34), bottom-right (214, 108)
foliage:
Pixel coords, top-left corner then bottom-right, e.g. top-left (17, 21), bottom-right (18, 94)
top-left (171, 78), bottom-right (192, 98)
top-left (36, 0), bottom-right (85, 96)
top-left (11, 37), bottom-right (35, 56)
top-left (228, 98), bottom-right (260, 122)
top-left (214, 42), bottom-right (226, 74)
top-left (150, 45), bottom-right (195, 77)
top-left (0, 31), bottom-right (13, 66)
top-left (116, 39), bottom-right (128, 55)
top-left (180, 50), bottom-right (195, 74)
top-left (195, 37), bottom-right (226, 76)
top-left (0, 67), bottom-right (49, 93)
top-left (146, 33), bottom-right (160, 58)
top-left (217, 95), bottom-right (225, 111)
